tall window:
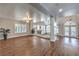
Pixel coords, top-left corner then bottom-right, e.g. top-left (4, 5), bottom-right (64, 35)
top-left (41, 25), bottom-right (45, 34)
top-left (32, 16), bottom-right (50, 35)
top-left (46, 25), bottom-right (50, 33)
top-left (15, 24), bottom-right (27, 33)
top-left (54, 22), bottom-right (59, 35)
top-left (45, 17), bottom-right (50, 34)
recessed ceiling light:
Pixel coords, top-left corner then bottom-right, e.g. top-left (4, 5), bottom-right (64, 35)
top-left (59, 8), bottom-right (63, 12)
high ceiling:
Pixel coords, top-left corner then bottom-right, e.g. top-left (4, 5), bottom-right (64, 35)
top-left (0, 3), bottom-right (79, 23)
top-left (0, 3), bottom-right (49, 21)
top-left (39, 3), bottom-right (79, 17)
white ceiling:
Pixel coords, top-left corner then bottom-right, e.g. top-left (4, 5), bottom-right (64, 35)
top-left (40, 3), bottom-right (79, 17)
top-left (1, 3), bottom-right (79, 20)
top-left (0, 3), bottom-right (79, 24)
top-left (0, 3), bottom-right (49, 22)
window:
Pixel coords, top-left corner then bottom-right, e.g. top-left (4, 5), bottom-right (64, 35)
top-left (37, 25), bottom-right (40, 30)
top-left (71, 27), bottom-right (76, 36)
top-left (15, 24), bottom-right (27, 33)
top-left (32, 16), bottom-right (50, 35)
top-left (64, 26), bottom-right (69, 36)
top-left (41, 25), bottom-right (45, 34)
top-left (33, 25), bottom-right (36, 28)
top-left (54, 22), bottom-right (59, 35)
top-left (21, 24), bottom-right (27, 32)
top-left (46, 25), bottom-right (50, 33)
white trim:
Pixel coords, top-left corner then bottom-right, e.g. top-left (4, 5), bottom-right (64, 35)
top-left (0, 34), bottom-right (29, 40)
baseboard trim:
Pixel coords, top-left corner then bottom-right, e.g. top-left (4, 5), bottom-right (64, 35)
top-left (0, 34), bottom-right (50, 40)
top-left (0, 35), bottom-right (33, 40)
top-left (31, 34), bottom-right (50, 40)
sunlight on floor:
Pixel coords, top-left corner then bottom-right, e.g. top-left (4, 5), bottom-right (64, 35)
top-left (64, 37), bottom-right (78, 46)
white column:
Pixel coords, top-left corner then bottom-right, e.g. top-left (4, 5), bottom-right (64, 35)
top-left (50, 16), bottom-right (56, 42)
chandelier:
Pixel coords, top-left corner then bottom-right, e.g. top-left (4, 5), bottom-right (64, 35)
top-left (23, 16), bottom-right (32, 23)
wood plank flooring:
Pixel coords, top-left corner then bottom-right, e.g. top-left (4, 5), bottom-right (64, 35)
top-left (0, 35), bottom-right (79, 56)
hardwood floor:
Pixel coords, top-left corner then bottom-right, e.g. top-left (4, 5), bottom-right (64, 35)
top-left (0, 35), bottom-right (79, 56)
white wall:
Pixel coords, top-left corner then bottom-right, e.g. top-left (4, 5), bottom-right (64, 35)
top-left (0, 4), bottom-right (50, 40)
top-left (0, 19), bottom-right (29, 40)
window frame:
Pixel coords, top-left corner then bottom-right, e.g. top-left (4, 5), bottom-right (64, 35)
top-left (15, 23), bottom-right (27, 33)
